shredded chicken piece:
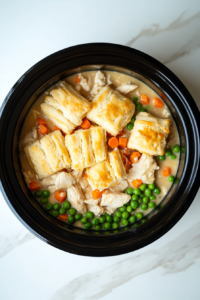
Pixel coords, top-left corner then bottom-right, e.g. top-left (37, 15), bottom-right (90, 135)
top-left (75, 84), bottom-right (81, 92)
top-left (104, 206), bottom-right (116, 215)
top-left (23, 170), bottom-right (35, 185)
top-left (87, 204), bottom-right (104, 217)
top-left (78, 74), bottom-right (91, 92)
top-left (162, 109), bottom-right (170, 117)
top-left (90, 71), bottom-right (106, 96)
top-left (100, 192), bottom-right (131, 211)
top-left (84, 198), bottom-right (100, 205)
top-left (109, 179), bottom-right (128, 193)
top-left (107, 74), bottom-right (112, 85)
top-left (83, 184), bottom-right (93, 199)
top-left (67, 183), bottom-right (87, 214)
top-left (22, 127), bottom-right (38, 145)
top-left (41, 172), bottom-right (75, 192)
top-left (71, 170), bottom-right (88, 189)
top-left (128, 154), bottom-right (159, 185)
top-left (116, 83), bottom-right (138, 95)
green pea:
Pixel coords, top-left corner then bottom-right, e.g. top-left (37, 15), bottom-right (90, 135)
top-left (170, 154), bottom-right (176, 160)
top-left (154, 187), bottom-right (160, 194)
top-left (168, 175), bottom-right (175, 182)
top-left (115, 211), bottom-right (122, 218)
top-left (173, 145), bottom-right (180, 153)
top-left (138, 198), bottom-right (143, 204)
top-left (150, 195), bottom-right (156, 200)
top-left (145, 105), bottom-right (151, 110)
top-left (136, 102), bottom-right (142, 110)
top-left (92, 218), bottom-right (99, 225)
top-left (136, 212), bottom-right (143, 219)
top-left (121, 219), bottom-right (129, 226)
top-left (106, 215), bottom-right (113, 223)
top-left (141, 203), bottom-right (148, 210)
top-left (112, 223), bottom-right (119, 229)
top-left (103, 222), bottom-right (111, 230)
top-left (45, 203), bottom-right (53, 211)
top-left (68, 216), bottom-right (75, 224)
top-left (134, 188), bottom-right (141, 195)
top-left (140, 184), bottom-right (147, 191)
top-left (52, 210), bottom-right (59, 217)
top-left (84, 222), bottom-right (92, 229)
top-left (126, 187), bottom-right (134, 195)
top-left (149, 202), bottom-right (156, 209)
top-left (143, 196), bottom-right (149, 204)
top-left (40, 198), bottom-right (48, 204)
top-left (126, 206), bottom-right (133, 213)
top-left (148, 183), bottom-right (156, 190)
top-left (131, 116), bottom-right (136, 123)
top-left (122, 212), bottom-right (129, 219)
top-left (139, 108), bottom-right (146, 112)
top-left (99, 215), bottom-right (106, 223)
top-left (86, 211), bottom-right (94, 219)
top-left (113, 216), bottom-right (120, 223)
top-left (130, 201), bottom-right (138, 209)
top-left (132, 96), bottom-right (138, 102)
top-left (144, 188), bottom-right (151, 197)
top-left (165, 149), bottom-right (172, 156)
top-left (63, 201), bottom-right (71, 209)
top-left (34, 190), bottom-right (42, 198)
top-left (42, 190), bottom-right (50, 198)
top-left (53, 203), bottom-right (61, 211)
top-left (74, 213), bottom-right (82, 221)
top-left (59, 207), bottom-right (66, 215)
top-left (118, 205), bottom-right (126, 212)
top-left (129, 215), bottom-right (136, 223)
top-left (175, 178), bottom-right (179, 184)
top-left (181, 146), bottom-right (186, 153)
top-left (131, 194), bottom-right (138, 201)
top-left (81, 217), bottom-right (87, 224)
top-left (127, 122), bottom-right (134, 130)
top-left (140, 194), bottom-right (145, 198)
top-left (69, 208), bottom-right (76, 216)
top-left (94, 225), bottom-right (101, 230)
top-left (158, 155), bottom-right (165, 161)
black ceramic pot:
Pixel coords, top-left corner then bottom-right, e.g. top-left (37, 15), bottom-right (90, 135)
top-left (0, 43), bottom-right (200, 257)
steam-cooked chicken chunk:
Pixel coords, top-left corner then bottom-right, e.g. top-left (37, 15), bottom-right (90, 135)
top-left (23, 170), bottom-right (36, 185)
top-left (116, 83), bottom-right (138, 95)
top-left (128, 154), bottom-right (159, 185)
top-left (87, 204), bottom-right (104, 217)
top-left (83, 184), bottom-right (93, 199)
top-left (78, 74), bottom-right (91, 92)
top-left (109, 179), bottom-right (128, 193)
top-left (84, 198), bottom-right (100, 205)
top-left (22, 127), bottom-right (38, 145)
top-left (90, 71), bottom-right (106, 96)
top-left (41, 172), bottom-right (75, 192)
top-left (67, 184), bottom-right (87, 214)
top-left (71, 170), bottom-right (88, 189)
top-left (100, 192), bottom-right (131, 211)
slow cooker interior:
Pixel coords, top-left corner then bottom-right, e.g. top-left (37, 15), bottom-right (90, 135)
top-left (14, 64), bottom-right (186, 236)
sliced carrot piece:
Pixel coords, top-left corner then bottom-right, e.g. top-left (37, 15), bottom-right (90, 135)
top-left (29, 182), bottom-right (40, 191)
top-left (132, 179), bottom-right (143, 188)
top-left (75, 75), bottom-right (81, 83)
top-left (37, 118), bottom-right (47, 126)
top-left (54, 191), bottom-right (67, 203)
top-left (59, 214), bottom-right (68, 221)
top-left (84, 173), bottom-right (88, 181)
top-left (38, 125), bottom-right (49, 135)
top-left (80, 118), bottom-right (91, 129)
top-left (117, 130), bottom-right (125, 137)
top-left (92, 189), bottom-right (102, 200)
top-left (162, 167), bottom-right (171, 177)
top-left (153, 97), bottom-right (164, 108)
top-left (53, 125), bottom-right (61, 131)
top-left (141, 94), bottom-right (149, 105)
top-left (126, 159), bottom-right (131, 171)
top-left (108, 137), bottom-right (119, 149)
top-left (118, 137), bottom-right (128, 149)
top-left (130, 151), bottom-right (141, 163)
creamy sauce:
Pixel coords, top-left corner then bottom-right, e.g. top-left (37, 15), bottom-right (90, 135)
top-left (19, 70), bottom-right (180, 228)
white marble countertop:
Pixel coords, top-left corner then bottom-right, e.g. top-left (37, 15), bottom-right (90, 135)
top-left (0, 1), bottom-right (200, 299)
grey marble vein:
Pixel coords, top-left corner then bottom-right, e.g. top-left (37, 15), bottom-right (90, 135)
top-left (0, 232), bottom-right (35, 258)
top-left (125, 11), bottom-right (200, 47)
top-left (50, 221), bottom-right (200, 300)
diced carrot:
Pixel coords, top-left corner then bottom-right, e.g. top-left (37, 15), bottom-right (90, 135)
top-left (54, 191), bottom-right (67, 203)
top-left (117, 130), bottom-right (125, 137)
top-left (130, 151), bottom-right (141, 163)
top-left (53, 125), bottom-right (61, 131)
top-left (38, 125), bottom-right (49, 135)
top-left (101, 189), bottom-right (108, 194)
top-left (141, 94), bottom-right (149, 105)
top-left (37, 118), bottom-right (47, 126)
top-left (75, 75), bottom-right (81, 83)
top-left (29, 181), bottom-right (40, 191)
top-left (84, 173), bottom-right (88, 181)
top-left (80, 118), bottom-right (91, 129)
top-left (59, 214), bottom-right (68, 221)
top-left (92, 189), bottom-right (102, 200)
top-left (118, 137), bottom-right (128, 148)
top-left (108, 137), bottom-right (119, 149)
top-left (106, 131), bottom-right (114, 137)
top-left (153, 97), bottom-right (164, 108)
top-left (132, 179), bottom-right (143, 188)
top-left (162, 167), bottom-right (171, 177)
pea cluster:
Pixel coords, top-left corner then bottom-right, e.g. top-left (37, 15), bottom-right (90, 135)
top-left (126, 97), bottom-right (148, 131)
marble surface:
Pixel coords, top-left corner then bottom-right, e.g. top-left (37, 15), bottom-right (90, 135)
top-left (0, 1), bottom-right (200, 299)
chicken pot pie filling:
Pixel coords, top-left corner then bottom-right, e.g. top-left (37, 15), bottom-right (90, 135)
top-left (19, 70), bottom-right (183, 230)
